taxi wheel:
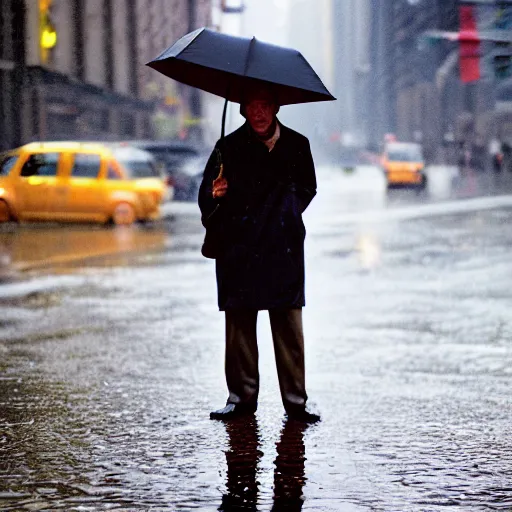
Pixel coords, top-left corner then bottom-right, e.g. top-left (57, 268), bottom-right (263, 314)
top-left (0, 200), bottom-right (12, 222)
top-left (112, 203), bottom-right (136, 226)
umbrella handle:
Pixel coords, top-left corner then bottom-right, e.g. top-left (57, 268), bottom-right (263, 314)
top-left (214, 148), bottom-right (224, 179)
top-left (212, 163), bottom-right (225, 198)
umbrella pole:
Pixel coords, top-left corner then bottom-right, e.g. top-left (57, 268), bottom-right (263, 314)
top-left (221, 97), bottom-right (228, 140)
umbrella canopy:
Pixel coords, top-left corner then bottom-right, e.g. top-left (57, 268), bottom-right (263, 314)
top-left (146, 27), bottom-right (335, 106)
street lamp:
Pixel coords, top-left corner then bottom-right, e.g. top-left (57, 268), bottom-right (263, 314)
top-left (41, 26), bottom-right (57, 51)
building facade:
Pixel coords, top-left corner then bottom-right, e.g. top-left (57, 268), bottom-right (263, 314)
top-left (0, 0), bottom-right (211, 150)
top-left (284, 0), bottom-right (372, 160)
top-left (0, 1), bottom-right (25, 151)
top-left (367, 0), bottom-right (394, 152)
top-left (23, 0), bottom-right (154, 143)
top-left (331, 0), bottom-right (371, 148)
top-left (367, 0), bottom-right (459, 159)
top-left (136, 0), bottom-right (212, 142)
top-left (284, 0), bottom-right (338, 161)
top-left (368, 0), bottom-right (512, 163)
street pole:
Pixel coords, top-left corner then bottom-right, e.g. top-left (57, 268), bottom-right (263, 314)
top-left (13, 0), bottom-right (25, 148)
top-left (187, 0), bottom-right (202, 144)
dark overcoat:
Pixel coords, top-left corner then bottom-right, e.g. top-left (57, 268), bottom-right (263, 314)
top-left (198, 121), bottom-right (316, 311)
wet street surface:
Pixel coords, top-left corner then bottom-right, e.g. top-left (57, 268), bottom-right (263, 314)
top-left (1, 166), bottom-right (512, 511)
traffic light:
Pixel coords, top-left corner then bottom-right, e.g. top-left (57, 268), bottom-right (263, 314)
top-left (39, 0), bottom-right (57, 65)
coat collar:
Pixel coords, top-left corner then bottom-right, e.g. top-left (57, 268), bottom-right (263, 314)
top-left (243, 119), bottom-right (286, 151)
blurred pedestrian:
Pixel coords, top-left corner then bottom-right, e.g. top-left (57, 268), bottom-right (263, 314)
top-left (458, 140), bottom-right (475, 169)
top-left (489, 138), bottom-right (503, 173)
top-left (199, 83), bottom-right (320, 423)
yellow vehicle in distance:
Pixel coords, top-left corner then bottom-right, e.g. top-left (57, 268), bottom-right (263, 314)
top-left (0, 142), bottom-right (168, 225)
top-left (381, 142), bottom-right (427, 189)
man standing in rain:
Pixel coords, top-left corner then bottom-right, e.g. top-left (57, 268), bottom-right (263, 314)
top-left (199, 82), bottom-right (320, 423)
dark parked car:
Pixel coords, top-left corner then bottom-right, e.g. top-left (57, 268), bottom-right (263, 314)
top-left (123, 140), bottom-right (208, 200)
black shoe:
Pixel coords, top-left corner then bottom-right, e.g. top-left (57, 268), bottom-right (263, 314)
top-left (210, 402), bottom-right (257, 420)
top-left (286, 407), bottom-right (321, 423)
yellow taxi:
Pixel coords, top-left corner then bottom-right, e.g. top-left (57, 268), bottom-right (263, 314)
top-left (381, 142), bottom-right (426, 188)
top-left (0, 142), bottom-right (167, 225)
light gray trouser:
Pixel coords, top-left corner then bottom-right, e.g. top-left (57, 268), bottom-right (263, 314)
top-left (225, 308), bottom-right (307, 411)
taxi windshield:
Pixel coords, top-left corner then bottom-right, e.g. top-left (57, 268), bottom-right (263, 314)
top-left (386, 145), bottom-right (423, 162)
top-left (0, 152), bottom-right (18, 176)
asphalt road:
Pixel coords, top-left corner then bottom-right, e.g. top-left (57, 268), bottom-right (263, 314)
top-left (1, 165), bottom-right (512, 511)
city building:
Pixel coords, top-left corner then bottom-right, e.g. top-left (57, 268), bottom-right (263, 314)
top-left (0, 0), bottom-right (25, 151)
top-left (23, 0), bottom-right (153, 143)
top-left (284, 0), bottom-right (338, 161)
top-left (0, 0), bottom-right (212, 151)
top-left (367, 0), bottom-right (459, 159)
top-left (202, 0), bottom-right (251, 146)
top-left (331, 0), bottom-right (371, 149)
top-left (137, 0), bottom-right (212, 143)
top-left (285, 0), bottom-right (372, 160)
top-left (367, 0), bottom-right (512, 163)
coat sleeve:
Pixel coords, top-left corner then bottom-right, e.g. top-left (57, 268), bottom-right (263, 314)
top-left (198, 142), bottom-right (222, 227)
top-left (293, 137), bottom-right (317, 213)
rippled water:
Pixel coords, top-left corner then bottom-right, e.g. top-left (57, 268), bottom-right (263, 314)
top-left (1, 195), bottom-right (512, 510)
top-left (0, 372), bottom-right (321, 511)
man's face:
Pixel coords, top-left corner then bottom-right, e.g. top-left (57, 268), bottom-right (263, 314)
top-left (244, 91), bottom-right (279, 137)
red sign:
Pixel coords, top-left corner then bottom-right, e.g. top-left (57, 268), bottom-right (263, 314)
top-left (459, 6), bottom-right (480, 82)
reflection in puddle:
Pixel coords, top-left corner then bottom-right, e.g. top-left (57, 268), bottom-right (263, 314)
top-left (272, 419), bottom-right (309, 511)
top-left (356, 232), bottom-right (381, 270)
top-left (221, 416), bottom-right (261, 510)
top-left (220, 416), bottom-right (310, 511)
top-left (0, 224), bottom-right (169, 272)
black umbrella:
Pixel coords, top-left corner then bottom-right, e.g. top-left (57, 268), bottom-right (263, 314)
top-left (146, 28), bottom-right (335, 136)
